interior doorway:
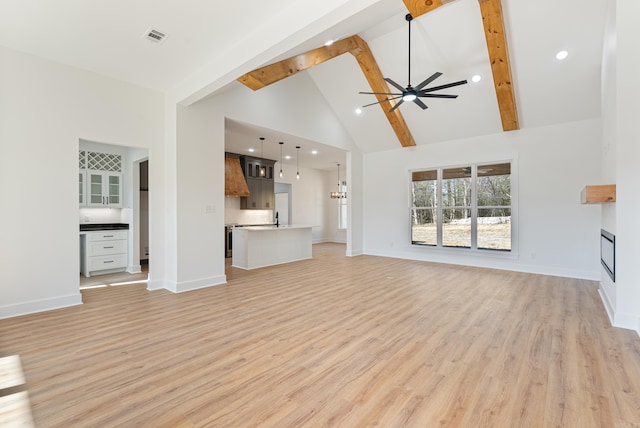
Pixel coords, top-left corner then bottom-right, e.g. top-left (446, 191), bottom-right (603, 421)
top-left (275, 183), bottom-right (292, 225)
top-left (139, 160), bottom-right (149, 265)
top-left (78, 139), bottom-right (150, 288)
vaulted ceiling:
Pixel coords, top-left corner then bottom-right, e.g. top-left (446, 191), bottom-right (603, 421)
top-left (0, 0), bottom-right (608, 167)
top-left (237, 0), bottom-right (518, 149)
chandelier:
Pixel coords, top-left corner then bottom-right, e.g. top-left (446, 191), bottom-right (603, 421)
top-left (330, 163), bottom-right (346, 199)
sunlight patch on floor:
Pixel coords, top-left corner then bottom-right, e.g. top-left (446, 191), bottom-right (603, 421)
top-left (0, 355), bottom-right (34, 427)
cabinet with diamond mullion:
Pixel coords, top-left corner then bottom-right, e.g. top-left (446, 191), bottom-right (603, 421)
top-left (87, 170), bottom-right (122, 207)
top-left (79, 170), bottom-right (86, 205)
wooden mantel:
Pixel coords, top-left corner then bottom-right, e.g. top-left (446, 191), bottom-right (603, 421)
top-left (580, 184), bottom-right (616, 204)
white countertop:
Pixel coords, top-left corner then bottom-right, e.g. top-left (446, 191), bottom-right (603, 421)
top-left (236, 224), bottom-right (312, 231)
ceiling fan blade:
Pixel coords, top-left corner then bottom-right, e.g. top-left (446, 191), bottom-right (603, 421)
top-left (384, 77), bottom-right (406, 93)
top-left (413, 98), bottom-right (429, 110)
top-left (421, 79), bottom-right (468, 93)
top-left (388, 99), bottom-right (404, 113)
top-left (414, 72), bottom-right (442, 91)
top-left (362, 95), bottom-right (403, 108)
top-left (359, 91), bottom-right (402, 96)
top-left (418, 93), bottom-right (459, 99)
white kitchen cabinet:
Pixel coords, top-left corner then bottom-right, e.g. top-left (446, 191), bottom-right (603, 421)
top-left (79, 170), bottom-right (86, 205)
top-left (80, 230), bottom-right (128, 277)
top-left (87, 170), bottom-right (122, 207)
top-left (79, 150), bottom-right (123, 207)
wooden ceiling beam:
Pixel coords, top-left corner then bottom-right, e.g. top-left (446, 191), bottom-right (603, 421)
top-left (406, 0), bottom-right (519, 132)
top-left (402, 0), bottom-right (457, 18)
top-left (478, 0), bottom-right (518, 131)
top-left (237, 35), bottom-right (416, 148)
top-left (237, 36), bottom-right (363, 91)
top-left (349, 36), bottom-right (416, 147)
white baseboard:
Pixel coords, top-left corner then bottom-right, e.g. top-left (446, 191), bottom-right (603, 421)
top-left (127, 265), bottom-right (142, 274)
top-left (598, 285), bottom-right (616, 325)
top-left (0, 293), bottom-right (83, 320)
top-left (147, 279), bottom-right (166, 291)
top-left (169, 275), bottom-right (227, 293)
top-left (598, 285), bottom-right (639, 335)
top-left (364, 248), bottom-right (599, 280)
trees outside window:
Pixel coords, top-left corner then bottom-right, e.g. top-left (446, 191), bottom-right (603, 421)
top-left (411, 162), bottom-right (511, 251)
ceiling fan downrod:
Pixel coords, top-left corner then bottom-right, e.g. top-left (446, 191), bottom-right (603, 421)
top-left (406, 13), bottom-right (413, 89)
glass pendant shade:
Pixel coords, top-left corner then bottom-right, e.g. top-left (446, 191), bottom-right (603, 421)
top-left (259, 137), bottom-right (266, 176)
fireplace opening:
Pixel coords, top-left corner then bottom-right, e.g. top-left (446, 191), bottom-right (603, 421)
top-left (601, 229), bottom-right (615, 282)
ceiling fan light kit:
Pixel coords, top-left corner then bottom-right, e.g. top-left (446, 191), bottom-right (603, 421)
top-left (360, 13), bottom-right (467, 113)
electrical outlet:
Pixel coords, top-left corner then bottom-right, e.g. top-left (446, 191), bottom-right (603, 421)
top-left (204, 204), bottom-right (215, 214)
top-left (84, 216), bottom-right (90, 222)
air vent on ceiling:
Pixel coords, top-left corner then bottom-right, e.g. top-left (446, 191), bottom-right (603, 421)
top-left (143, 27), bottom-right (167, 44)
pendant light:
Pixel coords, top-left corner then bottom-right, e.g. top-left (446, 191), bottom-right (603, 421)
top-left (279, 142), bottom-right (284, 178)
top-left (330, 163), bottom-right (347, 199)
top-left (259, 137), bottom-right (266, 177)
top-left (295, 146), bottom-right (301, 180)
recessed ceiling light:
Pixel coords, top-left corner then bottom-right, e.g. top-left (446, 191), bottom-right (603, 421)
top-left (471, 74), bottom-right (482, 83)
top-left (355, 108), bottom-right (363, 115)
top-left (324, 39), bottom-right (334, 46)
top-left (285, 155), bottom-right (291, 160)
top-left (556, 50), bottom-right (569, 60)
top-left (311, 150), bottom-right (318, 155)
top-left (248, 148), bottom-right (255, 153)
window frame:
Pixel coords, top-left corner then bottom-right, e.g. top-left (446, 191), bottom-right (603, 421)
top-left (409, 160), bottom-right (517, 256)
top-left (337, 181), bottom-right (347, 230)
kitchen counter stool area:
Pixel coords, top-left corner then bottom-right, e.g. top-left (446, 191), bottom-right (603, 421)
top-left (232, 225), bottom-right (312, 270)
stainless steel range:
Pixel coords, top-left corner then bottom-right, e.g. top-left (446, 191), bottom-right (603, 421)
top-left (225, 223), bottom-right (275, 258)
top-left (225, 225), bottom-right (233, 258)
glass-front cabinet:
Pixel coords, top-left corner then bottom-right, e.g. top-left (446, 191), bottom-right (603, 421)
top-left (79, 170), bottom-right (86, 205)
top-left (79, 150), bottom-right (123, 207)
top-left (87, 171), bottom-right (122, 207)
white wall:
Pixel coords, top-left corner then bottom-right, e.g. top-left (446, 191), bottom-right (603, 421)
top-left (170, 72), bottom-right (360, 293)
top-left (599, 0), bottom-right (640, 332)
top-left (0, 46), bottom-right (163, 318)
top-left (600, 0), bottom-right (618, 312)
top-left (325, 170), bottom-right (347, 243)
top-left (276, 166), bottom-right (332, 243)
top-left (172, 103), bottom-right (225, 292)
top-left (363, 119), bottom-right (603, 279)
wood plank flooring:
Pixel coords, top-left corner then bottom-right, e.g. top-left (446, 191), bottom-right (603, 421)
top-left (2, 243), bottom-right (640, 427)
top-left (79, 265), bottom-right (148, 289)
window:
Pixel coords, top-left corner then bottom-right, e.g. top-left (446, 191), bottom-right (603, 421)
top-left (338, 182), bottom-right (347, 229)
top-left (411, 162), bottom-right (511, 251)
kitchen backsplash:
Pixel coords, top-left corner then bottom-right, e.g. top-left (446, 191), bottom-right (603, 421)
top-left (79, 207), bottom-right (130, 224)
top-left (225, 197), bottom-right (273, 225)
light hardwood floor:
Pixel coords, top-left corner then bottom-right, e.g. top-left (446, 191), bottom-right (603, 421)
top-left (79, 264), bottom-right (149, 289)
top-left (2, 243), bottom-right (640, 427)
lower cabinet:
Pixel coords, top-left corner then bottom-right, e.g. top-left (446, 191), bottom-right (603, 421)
top-left (80, 231), bottom-right (128, 277)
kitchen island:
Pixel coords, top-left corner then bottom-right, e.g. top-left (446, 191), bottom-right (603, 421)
top-left (232, 225), bottom-right (312, 270)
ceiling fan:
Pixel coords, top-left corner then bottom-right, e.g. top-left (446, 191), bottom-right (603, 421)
top-left (360, 13), bottom-right (468, 113)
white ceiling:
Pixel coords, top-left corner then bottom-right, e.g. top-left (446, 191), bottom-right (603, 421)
top-left (0, 0), bottom-right (608, 167)
top-left (224, 118), bottom-right (348, 171)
